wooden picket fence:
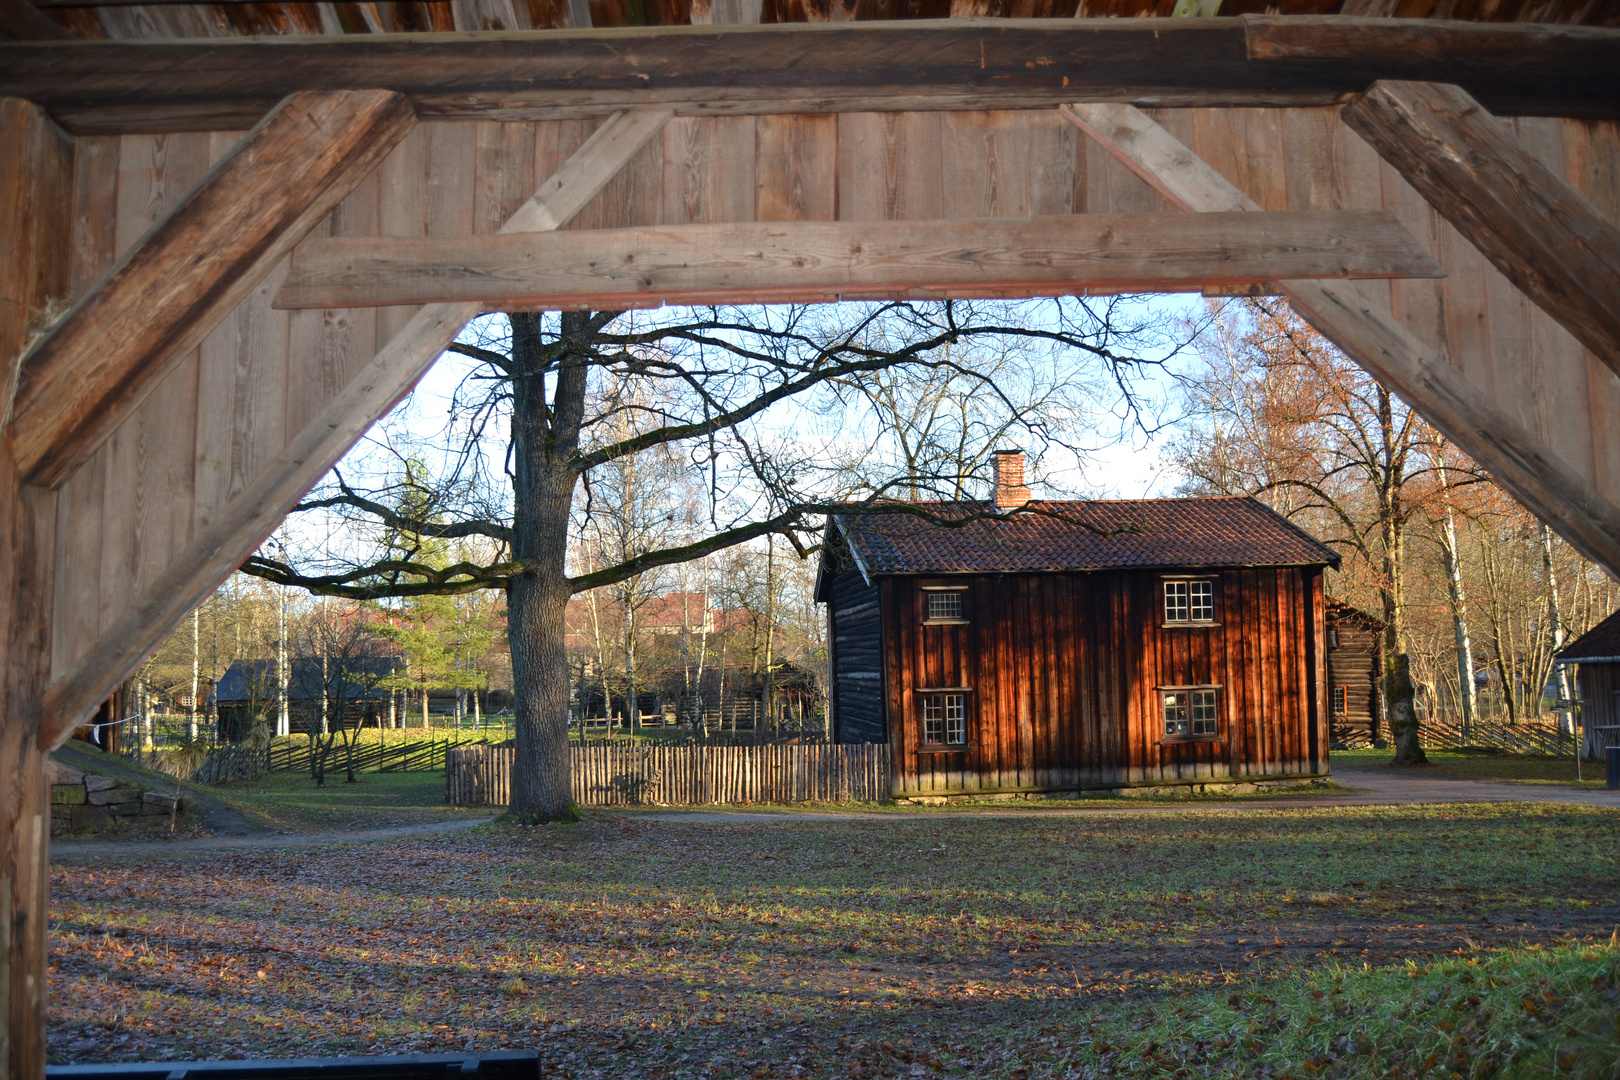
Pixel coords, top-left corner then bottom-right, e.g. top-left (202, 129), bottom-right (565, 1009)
top-left (446, 742), bottom-right (892, 808)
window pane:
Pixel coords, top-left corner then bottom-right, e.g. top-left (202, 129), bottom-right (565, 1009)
top-left (1333, 686), bottom-right (1347, 715)
top-left (1164, 581), bottom-right (1188, 622)
top-left (1162, 691), bottom-right (1188, 736)
top-left (927, 592), bottom-right (964, 620)
top-left (1190, 580), bottom-right (1214, 621)
top-left (1191, 689), bottom-right (1218, 736)
top-left (923, 693), bottom-right (967, 744)
top-left (945, 694), bottom-right (966, 744)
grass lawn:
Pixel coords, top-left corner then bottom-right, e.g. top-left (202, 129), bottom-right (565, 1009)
top-left (48, 801), bottom-right (1620, 1078)
top-left (50, 740), bottom-right (489, 837)
top-left (201, 769), bottom-right (493, 833)
top-left (1330, 748), bottom-right (1607, 788)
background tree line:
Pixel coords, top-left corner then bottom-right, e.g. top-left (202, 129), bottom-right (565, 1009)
top-left (1169, 299), bottom-right (1615, 756)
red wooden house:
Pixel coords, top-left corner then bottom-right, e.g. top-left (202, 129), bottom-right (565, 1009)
top-left (816, 452), bottom-right (1339, 801)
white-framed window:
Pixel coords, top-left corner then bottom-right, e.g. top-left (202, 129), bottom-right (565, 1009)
top-left (921, 692), bottom-right (968, 747)
top-left (1164, 579), bottom-right (1215, 624)
top-left (922, 587), bottom-right (968, 624)
top-left (1162, 687), bottom-right (1219, 739)
top-left (1332, 685), bottom-right (1349, 716)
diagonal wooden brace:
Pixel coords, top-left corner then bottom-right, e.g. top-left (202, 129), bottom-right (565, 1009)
top-left (1058, 101), bottom-right (1620, 577)
top-left (8, 89), bottom-right (418, 489)
top-left (38, 108), bottom-right (674, 748)
top-left (1342, 80), bottom-right (1620, 381)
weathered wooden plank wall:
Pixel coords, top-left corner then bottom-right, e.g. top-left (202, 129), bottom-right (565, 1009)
top-left (39, 106), bottom-right (1620, 738)
top-left (880, 568), bottom-right (1322, 798)
top-left (445, 742), bottom-right (892, 806)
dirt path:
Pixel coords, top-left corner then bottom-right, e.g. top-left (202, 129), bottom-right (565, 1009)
top-left (49, 815), bottom-right (495, 860)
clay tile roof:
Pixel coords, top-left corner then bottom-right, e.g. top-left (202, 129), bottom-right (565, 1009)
top-left (1559, 609), bottom-right (1620, 661)
top-left (837, 496), bottom-right (1338, 576)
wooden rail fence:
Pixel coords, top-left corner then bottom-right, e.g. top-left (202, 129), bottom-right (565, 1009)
top-left (446, 743), bottom-right (892, 808)
top-left (1419, 716), bottom-right (1579, 756)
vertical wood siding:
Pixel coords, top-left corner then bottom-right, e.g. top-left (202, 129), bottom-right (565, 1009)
top-left (828, 567), bottom-right (884, 743)
top-left (879, 569), bottom-right (1325, 798)
top-left (1326, 609), bottom-right (1382, 747)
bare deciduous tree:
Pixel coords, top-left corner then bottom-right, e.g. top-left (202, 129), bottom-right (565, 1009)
top-left (243, 300), bottom-right (1184, 819)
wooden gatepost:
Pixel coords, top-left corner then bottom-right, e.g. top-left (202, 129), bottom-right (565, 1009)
top-left (5, 7), bottom-right (1620, 1076)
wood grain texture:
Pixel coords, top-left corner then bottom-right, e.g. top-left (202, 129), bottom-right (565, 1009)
top-left (40, 109), bottom-right (671, 744)
top-left (0, 0), bottom-right (71, 40)
top-left (1342, 80), bottom-right (1620, 380)
top-left (9, 17), bottom-right (1620, 135)
top-left (0, 98), bottom-right (72, 420)
top-left (1065, 100), bottom-right (1620, 576)
top-left (10, 89), bottom-right (416, 489)
top-left (276, 210), bottom-right (1443, 309)
top-left (1242, 14), bottom-right (1620, 119)
top-left (0, 94), bottom-right (65, 1080)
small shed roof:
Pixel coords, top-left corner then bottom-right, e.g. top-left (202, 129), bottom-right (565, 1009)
top-left (832, 496), bottom-right (1337, 578)
top-left (1326, 599), bottom-right (1385, 630)
top-left (214, 657), bottom-right (396, 704)
top-left (1558, 609), bottom-right (1620, 663)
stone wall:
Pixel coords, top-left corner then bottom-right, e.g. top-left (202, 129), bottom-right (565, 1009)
top-left (48, 759), bottom-right (181, 836)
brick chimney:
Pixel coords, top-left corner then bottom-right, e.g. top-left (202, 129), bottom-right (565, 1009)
top-left (992, 449), bottom-right (1031, 511)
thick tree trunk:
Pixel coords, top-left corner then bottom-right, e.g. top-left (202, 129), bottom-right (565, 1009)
top-left (507, 312), bottom-right (588, 821)
top-left (1385, 653), bottom-right (1427, 766)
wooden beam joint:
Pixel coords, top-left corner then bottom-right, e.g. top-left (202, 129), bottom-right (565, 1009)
top-left (1341, 79), bottom-right (1620, 381)
top-left (9, 88), bottom-right (417, 489)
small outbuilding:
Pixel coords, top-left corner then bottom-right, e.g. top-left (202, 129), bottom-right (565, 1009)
top-left (1558, 610), bottom-right (1620, 757)
top-left (1325, 601), bottom-right (1385, 748)
top-left (816, 452), bottom-right (1340, 801)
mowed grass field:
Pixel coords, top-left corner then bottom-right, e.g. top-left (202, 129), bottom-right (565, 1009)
top-left (49, 801), bottom-right (1620, 1079)
top-left (1330, 748), bottom-right (1606, 789)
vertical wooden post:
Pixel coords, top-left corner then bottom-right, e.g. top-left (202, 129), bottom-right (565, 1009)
top-left (0, 97), bottom-right (70, 1080)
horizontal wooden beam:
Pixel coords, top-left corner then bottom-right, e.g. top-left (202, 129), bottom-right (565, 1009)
top-left (274, 211), bottom-right (1442, 310)
top-left (3, 17), bottom-right (1618, 135)
top-left (1341, 80), bottom-right (1620, 382)
top-left (1062, 100), bottom-right (1620, 577)
top-left (37, 109), bottom-right (672, 745)
top-left (9, 89), bottom-right (416, 489)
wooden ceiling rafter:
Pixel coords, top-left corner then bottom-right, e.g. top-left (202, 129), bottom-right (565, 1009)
top-left (4, 16), bottom-right (1620, 134)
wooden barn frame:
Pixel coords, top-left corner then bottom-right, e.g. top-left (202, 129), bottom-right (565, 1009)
top-left (5, 3), bottom-right (1620, 1072)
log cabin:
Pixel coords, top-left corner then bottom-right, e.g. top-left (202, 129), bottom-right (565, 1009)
top-left (817, 451), bottom-right (1338, 801)
top-left (1325, 601), bottom-right (1384, 748)
top-left (1558, 610), bottom-right (1620, 757)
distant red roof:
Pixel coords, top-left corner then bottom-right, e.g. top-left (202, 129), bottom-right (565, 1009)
top-left (1560, 609), bottom-right (1620, 662)
top-left (835, 497), bottom-right (1338, 576)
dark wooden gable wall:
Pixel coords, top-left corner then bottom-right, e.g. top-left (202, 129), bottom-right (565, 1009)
top-left (827, 564), bottom-right (885, 744)
top-left (1576, 662), bottom-right (1620, 734)
top-left (878, 567), bottom-right (1326, 797)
